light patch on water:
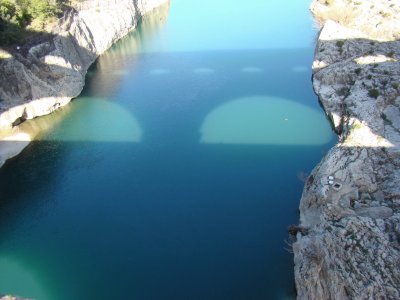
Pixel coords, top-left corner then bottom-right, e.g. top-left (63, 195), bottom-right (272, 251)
top-left (152, 0), bottom-right (315, 52)
top-left (112, 70), bottom-right (130, 76)
top-left (200, 96), bottom-right (332, 145)
top-left (0, 256), bottom-right (50, 300)
top-left (291, 66), bottom-right (308, 73)
top-left (43, 98), bottom-right (142, 142)
top-left (149, 68), bottom-right (170, 75)
top-left (193, 67), bottom-right (215, 74)
top-left (241, 67), bottom-right (264, 73)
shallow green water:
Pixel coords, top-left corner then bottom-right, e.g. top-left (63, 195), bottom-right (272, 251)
top-left (0, 1), bottom-right (335, 299)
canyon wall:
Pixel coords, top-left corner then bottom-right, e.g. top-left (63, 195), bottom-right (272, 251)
top-left (0, 0), bottom-right (169, 166)
top-left (294, 0), bottom-right (400, 299)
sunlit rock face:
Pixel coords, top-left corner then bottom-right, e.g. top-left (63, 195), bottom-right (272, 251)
top-left (311, 0), bottom-right (400, 41)
top-left (294, 1), bottom-right (400, 299)
top-left (0, 0), bottom-right (170, 130)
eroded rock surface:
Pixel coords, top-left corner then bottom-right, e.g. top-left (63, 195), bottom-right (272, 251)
top-left (0, 0), bottom-right (169, 166)
top-left (294, 0), bottom-right (400, 299)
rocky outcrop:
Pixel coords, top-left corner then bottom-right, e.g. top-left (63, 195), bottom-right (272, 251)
top-left (294, 0), bottom-right (400, 299)
top-left (0, 0), bottom-right (169, 166)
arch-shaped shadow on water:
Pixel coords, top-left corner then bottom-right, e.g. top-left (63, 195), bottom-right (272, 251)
top-left (199, 96), bottom-right (332, 145)
top-left (0, 49), bottom-right (337, 300)
top-left (2, 11), bottom-right (398, 299)
top-left (106, 46), bottom-right (333, 149)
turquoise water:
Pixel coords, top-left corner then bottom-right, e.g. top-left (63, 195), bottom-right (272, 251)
top-left (0, 1), bottom-right (335, 299)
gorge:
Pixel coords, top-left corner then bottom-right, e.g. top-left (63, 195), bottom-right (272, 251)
top-left (1, 0), bottom-right (399, 299)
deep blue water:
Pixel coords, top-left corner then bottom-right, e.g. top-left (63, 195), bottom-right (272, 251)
top-left (0, 1), bottom-right (335, 299)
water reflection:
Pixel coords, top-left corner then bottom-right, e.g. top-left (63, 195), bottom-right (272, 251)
top-left (291, 66), bottom-right (308, 72)
top-left (86, 2), bottom-right (170, 98)
top-left (156, 0), bottom-right (317, 52)
top-left (193, 67), bottom-right (215, 74)
top-left (200, 96), bottom-right (332, 145)
top-left (149, 68), bottom-right (170, 75)
top-left (0, 0), bottom-right (336, 299)
top-left (241, 67), bottom-right (264, 73)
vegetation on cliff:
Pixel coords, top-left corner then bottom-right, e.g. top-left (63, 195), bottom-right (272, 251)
top-left (0, 0), bottom-right (80, 44)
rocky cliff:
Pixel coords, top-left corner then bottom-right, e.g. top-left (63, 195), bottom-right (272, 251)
top-left (294, 0), bottom-right (400, 299)
top-left (0, 0), bottom-right (169, 166)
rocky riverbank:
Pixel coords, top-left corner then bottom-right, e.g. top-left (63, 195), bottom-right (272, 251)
top-left (294, 0), bottom-right (400, 299)
top-left (0, 0), bottom-right (169, 167)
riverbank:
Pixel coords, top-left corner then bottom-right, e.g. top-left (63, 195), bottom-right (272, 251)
top-left (294, 0), bottom-right (400, 298)
top-left (0, 0), bottom-right (169, 167)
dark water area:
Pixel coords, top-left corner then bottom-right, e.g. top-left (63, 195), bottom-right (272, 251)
top-left (0, 1), bottom-right (336, 299)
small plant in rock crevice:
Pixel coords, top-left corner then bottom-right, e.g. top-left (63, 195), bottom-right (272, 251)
top-left (368, 89), bottom-right (380, 99)
top-left (336, 40), bottom-right (344, 47)
top-left (351, 123), bottom-right (362, 130)
top-left (387, 51), bottom-right (395, 58)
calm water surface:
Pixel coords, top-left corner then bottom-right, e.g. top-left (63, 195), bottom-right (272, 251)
top-left (0, 1), bottom-right (335, 299)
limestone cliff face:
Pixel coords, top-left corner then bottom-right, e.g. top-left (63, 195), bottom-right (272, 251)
top-left (294, 1), bottom-right (400, 299)
top-left (0, 0), bottom-right (168, 130)
top-left (0, 0), bottom-right (169, 166)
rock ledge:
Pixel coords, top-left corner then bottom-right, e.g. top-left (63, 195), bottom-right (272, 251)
top-left (294, 1), bottom-right (400, 299)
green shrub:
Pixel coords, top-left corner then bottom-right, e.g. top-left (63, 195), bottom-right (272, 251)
top-left (387, 51), bottom-right (395, 58)
top-left (368, 89), bottom-right (379, 99)
top-left (0, 0), bottom-right (67, 44)
top-left (336, 40), bottom-right (344, 47)
top-left (337, 87), bottom-right (350, 96)
top-left (351, 123), bottom-right (362, 130)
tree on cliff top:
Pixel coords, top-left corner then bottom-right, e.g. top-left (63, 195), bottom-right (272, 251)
top-left (0, 0), bottom-right (68, 45)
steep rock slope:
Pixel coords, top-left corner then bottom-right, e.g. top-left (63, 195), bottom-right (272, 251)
top-left (294, 0), bottom-right (400, 299)
top-left (0, 0), bottom-right (169, 165)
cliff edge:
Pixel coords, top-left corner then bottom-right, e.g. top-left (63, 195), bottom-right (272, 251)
top-left (294, 0), bottom-right (400, 299)
top-left (0, 0), bottom-right (168, 166)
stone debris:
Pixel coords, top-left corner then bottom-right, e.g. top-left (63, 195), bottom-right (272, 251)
top-left (294, 0), bottom-right (400, 299)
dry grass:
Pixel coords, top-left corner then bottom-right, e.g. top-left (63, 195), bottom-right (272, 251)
top-left (317, 2), bottom-right (361, 27)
